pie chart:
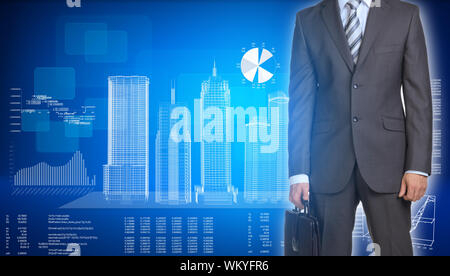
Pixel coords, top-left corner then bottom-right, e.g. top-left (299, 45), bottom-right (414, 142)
top-left (241, 48), bottom-right (274, 84)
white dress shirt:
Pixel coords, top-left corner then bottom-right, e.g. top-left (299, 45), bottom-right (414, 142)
top-left (289, 0), bottom-right (428, 186)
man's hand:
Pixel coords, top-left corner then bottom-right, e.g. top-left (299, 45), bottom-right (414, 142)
top-left (289, 183), bottom-right (310, 209)
top-left (399, 173), bottom-right (428, 202)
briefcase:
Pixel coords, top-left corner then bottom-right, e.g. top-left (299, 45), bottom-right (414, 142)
top-left (284, 201), bottom-right (321, 256)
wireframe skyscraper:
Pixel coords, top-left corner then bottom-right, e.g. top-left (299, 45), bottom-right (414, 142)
top-left (244, 91), bottom-right (289, 203)
top-left (196, 62), bottom-right (237, 205)
top-left (244, 122), bottom-right (274, 203)
top-left (155, 83), bottom-right (191, 205)
top-left (268, 91), bottom-right (289, 202)
top-left (103, 76), bottom-right (149, 201)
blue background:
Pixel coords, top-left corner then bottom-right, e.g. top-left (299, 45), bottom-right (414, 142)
top-left (0, 0), bottom-right (449, 256)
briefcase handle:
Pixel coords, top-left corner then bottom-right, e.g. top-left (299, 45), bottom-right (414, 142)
top-left (294, 200), bottom-right (310, 215)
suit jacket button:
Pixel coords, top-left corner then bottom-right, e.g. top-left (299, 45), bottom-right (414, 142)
top-left (353, 117), bottom-right (359, 123)
top-left (353, 84), bottom-right (359, 89)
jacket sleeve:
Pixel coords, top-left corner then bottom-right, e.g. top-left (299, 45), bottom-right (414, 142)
top-left (288, 13), bottom-right (317, 178)
top-left (403, 6), bottom-right (433, 175)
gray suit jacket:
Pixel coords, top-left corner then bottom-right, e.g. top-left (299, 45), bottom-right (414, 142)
top-left (288, 0), bottom-right (433, 194)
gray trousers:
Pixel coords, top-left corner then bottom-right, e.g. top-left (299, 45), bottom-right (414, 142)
top-left (311, 164), bottom-right (413, 256)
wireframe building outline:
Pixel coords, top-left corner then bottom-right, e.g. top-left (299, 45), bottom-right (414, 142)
top-left (244, 91), bottom-right (289, 203)
top-left (244, 121), bottom-right (274, 203)
top-left (268, 91), bottom-right (289, 202)
top-left (410, 195), bottom-right (436, 247)
top-left (155, 82), bottom-right (192, 205)
top-left (103, 76), bottom-right (149, 201)
top-left (352, 196), bottom-right (437, 250)
top-left (195, 62), bottom-right (237, 205)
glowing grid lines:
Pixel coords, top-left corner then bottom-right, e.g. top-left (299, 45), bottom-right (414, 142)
top-left (103, 76), bottom-right (149, 200)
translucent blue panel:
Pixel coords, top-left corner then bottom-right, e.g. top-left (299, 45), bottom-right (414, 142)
top-left (21, 109), bottom-right (50, 132)
top-left (84, 30), bottom-right (108, 55)
top-left (34, 67), bottom-right (76, 100)
top-left (64, 22), bottom-right (107, 55)
top-left (65, 121), bottom-right (93, 138)
top-left (85, 31), bottom-right (128, 63)
top-left (36, 122), bottom-right (79, 153)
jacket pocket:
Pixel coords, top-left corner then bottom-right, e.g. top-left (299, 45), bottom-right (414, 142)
top-left (382, 116), bottom-right (406, 132)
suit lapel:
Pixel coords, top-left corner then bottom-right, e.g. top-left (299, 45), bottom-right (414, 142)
top-left (321, 0), bottom-right (354, 72)
top-left (355, 0), bottom-right (391, 69)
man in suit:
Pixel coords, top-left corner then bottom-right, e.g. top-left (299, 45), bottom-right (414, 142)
top-left (288, 0), bottom-right (432, 256)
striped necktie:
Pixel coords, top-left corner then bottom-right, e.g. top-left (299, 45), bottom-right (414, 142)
top-left (345, 0), bottom-right (363, 64)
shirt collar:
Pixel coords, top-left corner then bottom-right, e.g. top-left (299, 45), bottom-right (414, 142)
top-left (338, 0), bottom-right (372, 11)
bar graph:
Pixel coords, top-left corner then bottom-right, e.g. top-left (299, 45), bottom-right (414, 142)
top-left (14, 151), bottom-right (96, 187)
